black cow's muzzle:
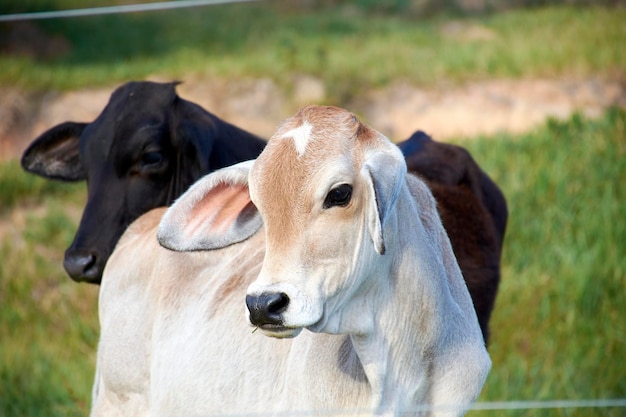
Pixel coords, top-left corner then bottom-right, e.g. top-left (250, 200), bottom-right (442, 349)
top-left (63, 249), bottom-right (103, 284)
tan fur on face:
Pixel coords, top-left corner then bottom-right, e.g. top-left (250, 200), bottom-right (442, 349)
top-left (249, 106), bottom-right (380, 255)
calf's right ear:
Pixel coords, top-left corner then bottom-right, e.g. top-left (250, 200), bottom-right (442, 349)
top-left (157, 160), bottom-right (262, 252)
top-left (21, 122), bottom-right (88, 181)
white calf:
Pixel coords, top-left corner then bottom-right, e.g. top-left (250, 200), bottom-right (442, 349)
top-left (92, 105), bottom-right (490, 417)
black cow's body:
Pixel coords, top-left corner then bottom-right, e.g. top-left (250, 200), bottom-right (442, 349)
top-left (22, 81), bottom-right (506, 343)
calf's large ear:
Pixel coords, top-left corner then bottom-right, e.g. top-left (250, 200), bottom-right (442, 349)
top-left (362, 145), bottom-right (406, 255)
top-left (21, 122), bottom-right (88, 181)
top-left (157, 160), bottom-right (262, 252)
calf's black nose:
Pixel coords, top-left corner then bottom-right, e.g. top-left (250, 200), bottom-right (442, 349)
top-left (246, 292), bottom-right (290, 326)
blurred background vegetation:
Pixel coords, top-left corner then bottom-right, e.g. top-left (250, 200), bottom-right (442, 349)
top-left (1, 1), bottom-right (625, 416)
top-left (0, 0), bottom-right (624, 98)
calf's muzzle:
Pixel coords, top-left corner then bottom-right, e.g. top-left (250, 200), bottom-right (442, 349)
top-left (246, 292), bottom-right (290, 327)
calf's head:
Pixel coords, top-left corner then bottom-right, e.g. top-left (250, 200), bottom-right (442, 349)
top-left (22, 81), bottom-right (265, 284)
top-left (158, 105), bottom-right (406, 338)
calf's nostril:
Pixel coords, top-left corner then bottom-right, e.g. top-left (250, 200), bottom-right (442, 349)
top-left (267, 292), bottom-right (289, 314)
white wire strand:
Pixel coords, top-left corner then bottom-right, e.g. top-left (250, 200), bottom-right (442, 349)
top-left (470, 398), bottom-right (626, 411)
top-left (0, 0), bottom-right (259, 22)
top-left (168, 399), bottom-right (626, 416)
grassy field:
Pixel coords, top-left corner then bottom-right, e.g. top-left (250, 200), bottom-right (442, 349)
top-left (465, 108), bottom-right (626, 416)
top-left (1, 108), bottom-right (624, 416)
top-left (1, 2), bottom-right (625, 101)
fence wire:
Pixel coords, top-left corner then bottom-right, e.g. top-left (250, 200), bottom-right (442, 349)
top-left (161, 399), bottom-right (626, 416)
top-left (255, 399), bottom-right (626, 415)
top-left (470, 398), bottom-right (626, 411)
top-left (0, 0), bottom-right (259, 22)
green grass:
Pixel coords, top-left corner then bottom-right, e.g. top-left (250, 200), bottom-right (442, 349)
top-left (1, 3), bottom-right (624, 100)
top-left (462, 108), bottom-right (626, 416)
top-left (1, 108), bottom-right (624, 416)
top-left (0, 185), bottom-right (95, 417)
top-left (0, 160), bottom-right (84, 212)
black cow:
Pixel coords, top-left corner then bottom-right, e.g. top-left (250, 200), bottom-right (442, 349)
top-left (22, 81), bottom-right (266, 284)
top-left (22, 81), bottom-right (507, 343)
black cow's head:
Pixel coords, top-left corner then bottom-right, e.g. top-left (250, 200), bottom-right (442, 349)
top-left (21, 81), bottom-right (266, 284)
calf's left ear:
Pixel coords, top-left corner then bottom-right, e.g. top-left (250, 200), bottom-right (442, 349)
top-left (157, 160), bottom-right (262, 252)
top-left (363, 145), bottom-right (406, 255)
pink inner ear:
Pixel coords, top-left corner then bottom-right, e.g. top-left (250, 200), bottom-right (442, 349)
top-left (187, 182), bottom-right (252, 236)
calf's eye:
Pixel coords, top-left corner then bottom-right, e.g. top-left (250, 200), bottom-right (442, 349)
top-left (324, 184), bottom-right (352, 209)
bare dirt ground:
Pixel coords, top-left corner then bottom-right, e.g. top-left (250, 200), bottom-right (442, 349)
top-left (1, 75), bottom-right (625, 161)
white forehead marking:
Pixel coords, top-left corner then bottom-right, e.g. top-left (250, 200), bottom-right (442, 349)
top-left (280, 121), bottom-right (312, 157)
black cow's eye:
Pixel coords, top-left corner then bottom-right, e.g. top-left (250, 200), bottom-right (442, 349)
top-left (323, 184), bottom-right (352, 209)
top-left (141, 151), bottom-right (164, 167)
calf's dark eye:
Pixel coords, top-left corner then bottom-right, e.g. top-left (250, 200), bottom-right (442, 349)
top-left (324, 184), bottom-right (352, 209)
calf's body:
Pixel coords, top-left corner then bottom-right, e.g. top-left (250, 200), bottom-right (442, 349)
top-left (94, 106), bottom-right (490, 416)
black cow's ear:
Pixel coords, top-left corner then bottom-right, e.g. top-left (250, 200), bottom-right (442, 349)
top-left (172, 96), bottom-right (265, 180)
top-left (21, 122), bottom-right (88, 181)
top-left (175, 119), bottom-right (211, 178)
